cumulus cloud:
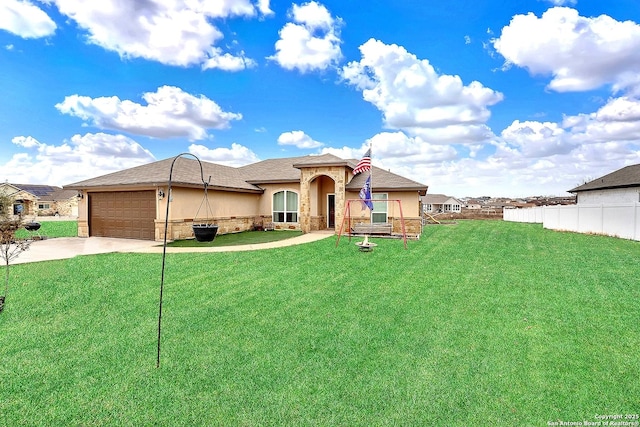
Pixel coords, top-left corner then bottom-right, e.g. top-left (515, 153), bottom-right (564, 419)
top-left (321, 131), bottom-right (458, 180)
top-left (268, 1), bottom-right (342, 73)
top-left (277, 131), bottom-right (324, 148)
top-left (188, 143), bottom-right (260, 167)
top-left (562, 96), bottom-right (640, 143)
top-left (341, 39), bottom-right (503, 144)
top-left (493, 7), bottom-right (640, 94)
top-left (319, 92), bottom-right (640, 197)
top-left (0, 0), bottom-right (56, 38)
top-left (47, 0), bottom-right (268, 69)
top-left (55, 86), bottom-right (242, 140)
top-left (500, 120), bottom-right (572, 158)
top-left (2, 133), bottom-right (155, 186)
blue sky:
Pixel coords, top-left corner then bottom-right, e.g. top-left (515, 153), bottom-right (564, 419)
top-left (1, 0), bottom-right (640, 198)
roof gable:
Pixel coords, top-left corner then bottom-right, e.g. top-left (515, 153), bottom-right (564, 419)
top-left (569, 164), bottom-right (640, 193)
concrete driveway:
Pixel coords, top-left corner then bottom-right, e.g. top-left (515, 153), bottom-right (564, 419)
top-left (11, 232), bottom-right (334, 264)
top-left (11, 237), bottom-right (160, 264)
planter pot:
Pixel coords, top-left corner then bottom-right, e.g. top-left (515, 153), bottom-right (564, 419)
top-left (192, 224), bottom-right (218, 242)
top-left (25, 222), bottom-right (41, 231)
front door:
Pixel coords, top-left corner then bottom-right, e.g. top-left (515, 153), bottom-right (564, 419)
top-left (327, 194), bottom-right (335, 228)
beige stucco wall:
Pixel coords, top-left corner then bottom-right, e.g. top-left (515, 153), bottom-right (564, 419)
top-left (75, 177), bottom-right (424, 240)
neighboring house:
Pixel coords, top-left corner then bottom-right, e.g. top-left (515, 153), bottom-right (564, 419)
top-left (65, 154), bottom-right (428, 241)
top-left (569, 163), bottom-right (640, 204)
top-left (0, 183), bottom-right (79, 217)
top-left (464, 200), bottom-right (483, 210)
top-left (421, 194), bottom-right (462, 214)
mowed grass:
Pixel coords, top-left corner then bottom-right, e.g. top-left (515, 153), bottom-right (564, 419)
top-left (0, 221), bottom-right (638, 426)
top-left (14, 220), bottom-right (78, 239)
top-left (167, 230), bottom-right (304, 247)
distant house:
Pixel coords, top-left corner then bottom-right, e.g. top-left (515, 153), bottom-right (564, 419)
top-left (65, 154), bottom-right (428, 241)
top-left (421, 194), bottom-right (462, 214)
top-left (464, 199), bottom-right (483, 210)
top-left (569, 164), bottom-right (640, 204)
top-left (0, 183), bottom-right (79, 217)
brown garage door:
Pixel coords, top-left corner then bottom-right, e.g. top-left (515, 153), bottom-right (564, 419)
top-left (89, 191), bottom-right (156, 240)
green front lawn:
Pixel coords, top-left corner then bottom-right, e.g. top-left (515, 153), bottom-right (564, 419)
top-left (0, 221), bottom-right (638, 425)
top-left (14, 220), bottom-right (78, 239)
top-left (167, 230), bottom-right (303, 247)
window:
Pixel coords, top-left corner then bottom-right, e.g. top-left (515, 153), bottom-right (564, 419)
top-left (273, 191), bottom-right (298, 223)
top-left (371, 193), bottom-right (387, 223)
top-left (38, 203), bottom-right (50, 210)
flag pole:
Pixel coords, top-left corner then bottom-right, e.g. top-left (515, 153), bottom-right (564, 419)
top-left (369, 141), bottom-right (373, 201)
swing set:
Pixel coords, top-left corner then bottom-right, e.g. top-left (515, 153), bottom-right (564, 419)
top-left (335, 198), bottom-right (408, 249)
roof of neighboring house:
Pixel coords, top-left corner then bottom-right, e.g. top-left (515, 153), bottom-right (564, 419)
top-left (65, 154), bottom-right (429, 194)
top-left (421, 194), bottom-right (461, 204)
top-left (1, 183), bottom-right (76, 200)
top-left (569, 163), bottom-right (640, 193)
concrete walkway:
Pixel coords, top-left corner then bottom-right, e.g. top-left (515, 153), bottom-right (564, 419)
top-left (12, 231), bottom-right (335, 264)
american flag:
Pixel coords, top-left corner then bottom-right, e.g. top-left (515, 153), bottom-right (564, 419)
top-left (352, 148), bottom-right (371, 175)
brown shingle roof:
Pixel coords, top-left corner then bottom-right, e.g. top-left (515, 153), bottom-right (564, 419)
top-left (346, 167), bottom-right (428, 194)
top-left (66, 157), bottom-right (263, 193)
top-left (569, 164), bottom-right (640, 193)
top-left (65, 154), bottom-right (428, 194)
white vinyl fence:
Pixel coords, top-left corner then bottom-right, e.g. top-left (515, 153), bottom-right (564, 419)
top-left (503, 203), bottom-right (640, 242)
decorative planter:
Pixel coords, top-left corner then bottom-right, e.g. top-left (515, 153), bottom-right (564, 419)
top-left (25, 222), bottom-right (41, 231)
top-left (192, 224), bottom-right (218, 242)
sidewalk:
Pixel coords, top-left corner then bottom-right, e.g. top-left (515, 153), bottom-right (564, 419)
top-left (11, 232), bottom-right (334, 264)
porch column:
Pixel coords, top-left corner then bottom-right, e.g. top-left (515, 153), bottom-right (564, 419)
top-left (299, 172), bottom-right (312, 233)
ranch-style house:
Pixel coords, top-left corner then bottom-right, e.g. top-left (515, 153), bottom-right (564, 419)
top-left (65, 154), bottom-right (429, 241)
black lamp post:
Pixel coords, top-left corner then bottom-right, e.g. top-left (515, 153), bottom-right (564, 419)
top-left (157, 153), bottom-right (210, 368)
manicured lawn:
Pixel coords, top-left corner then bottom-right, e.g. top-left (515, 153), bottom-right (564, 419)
top-left (14, 220), bottom-right (78, 239)
top-left (167, 230), bottom-right (303, 247)
top-left (0, 221), bottom-right (638, 425)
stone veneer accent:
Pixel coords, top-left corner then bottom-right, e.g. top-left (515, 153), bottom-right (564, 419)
top-left (298, 166), bottom-right (346, 234)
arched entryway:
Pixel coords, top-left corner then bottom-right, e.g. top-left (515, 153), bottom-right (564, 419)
top-left (298, 166), bottom-right (347, 233)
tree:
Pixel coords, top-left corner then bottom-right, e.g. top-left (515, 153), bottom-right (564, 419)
top-left (0, 191), bottom-right (32, 313)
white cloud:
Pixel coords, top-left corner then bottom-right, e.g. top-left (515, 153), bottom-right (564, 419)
top-left (268, 1), bottom-right (342, 73)
top-left (277, 131), bottom-right (323, 148)
top-left (500, 120), bottom-right (573, 158)
top-left (2, 133), bottom-right (155, 186)
top-left (55, 86), bottom-right (242, 140)
top-left (188, 143), bottom-right (260, 167)
top-left (48, 0), bottom-right (268, 69)
top-left (318, 92), bottom-right (640, 198)
top-left (256, 0), bottom-right (274, 16)
top-left (322, 131), bottom-right (457, 170)
top-left (341, 39), bottom-right (503, 144)
top-left (203, 49), bottom-right (256, 71)
top-left (562, 96), bottom-right (640, 143)
top-left (493, 7), bottom-right (640, 94)
top-left (0, 0), bottom-right (56, 38)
